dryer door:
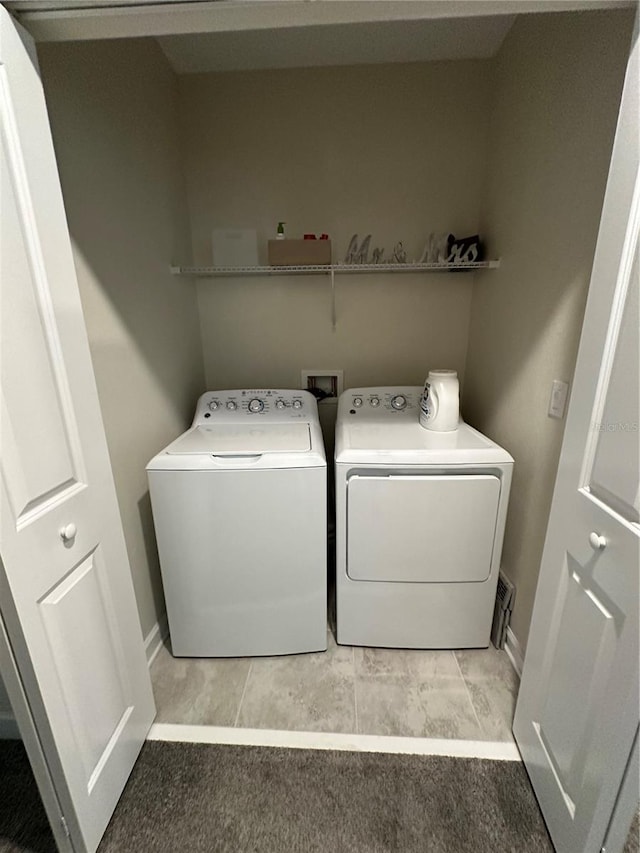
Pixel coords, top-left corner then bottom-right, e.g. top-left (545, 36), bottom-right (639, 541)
top-left (347, 474), bottom-right (501, 583)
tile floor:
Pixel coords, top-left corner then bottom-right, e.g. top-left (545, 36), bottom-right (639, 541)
top-left (150, 627), bottom-right (519, 742)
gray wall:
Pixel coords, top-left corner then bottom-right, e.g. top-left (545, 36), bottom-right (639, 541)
top-left (179, 61), bottom-right (492, 392)
top-left (464, 9), bottom-right (634, 649)
top-left (39, 39), bottom-right (205, 639)
top-left (35, 8), bottom-right (634, 652)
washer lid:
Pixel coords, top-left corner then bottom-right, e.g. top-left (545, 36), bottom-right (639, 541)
top-left (167, 423), bottom-right (311, 455)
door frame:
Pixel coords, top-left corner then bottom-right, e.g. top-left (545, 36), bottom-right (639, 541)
top-left (0, 568), bottom-right (75, 853)
top-left (2, 2), bottom-right (638, 850)
top-left (4, 0), bottom-right (636, 43)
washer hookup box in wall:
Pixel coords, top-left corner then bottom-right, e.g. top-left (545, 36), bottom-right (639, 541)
top-left (268, 239), bottom-right (332, 266)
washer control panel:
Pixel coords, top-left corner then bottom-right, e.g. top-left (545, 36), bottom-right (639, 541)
top-left (342, 387), bottom-right (421, 417)
top-left (193, 389), bottom-right (312, 424)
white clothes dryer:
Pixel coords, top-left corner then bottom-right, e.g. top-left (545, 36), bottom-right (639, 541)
top-left (147, 389), bottom-right (327, 657)
top-left (335, 387), bottom-right (513, 649)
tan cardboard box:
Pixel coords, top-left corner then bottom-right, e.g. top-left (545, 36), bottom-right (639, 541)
top-left (268, 239), bottom-right (332, 266)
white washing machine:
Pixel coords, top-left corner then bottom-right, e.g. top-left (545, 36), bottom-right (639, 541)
top-left (147, 389), bottom-right (327, 657)
top-left (335, 387), bottom-right (513, 649)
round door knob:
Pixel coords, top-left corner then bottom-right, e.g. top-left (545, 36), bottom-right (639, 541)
top-left (391, 394), bottom-right (407, 410)
top-left (60, 523), bottom-right (77, 542)
top-left (248, 398), bottom-right (264, 413)
top-left (589, 531), bottom-right (607, 550)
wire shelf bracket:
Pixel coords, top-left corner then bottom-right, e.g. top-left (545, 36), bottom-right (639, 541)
top-left (170, 260), bottom-right (501, 330)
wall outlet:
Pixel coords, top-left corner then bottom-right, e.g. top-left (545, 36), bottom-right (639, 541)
top-left (548, 379), bottom-right (569, 419)
top-left (301, 369), bottom-right (344, 400)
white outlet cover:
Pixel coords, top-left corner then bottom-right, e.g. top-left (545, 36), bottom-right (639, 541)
top-left (548, 379), bottom-right (569, 419)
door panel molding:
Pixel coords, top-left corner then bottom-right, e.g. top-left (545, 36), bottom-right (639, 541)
top-left (0, 66), bottom-right (87, 507)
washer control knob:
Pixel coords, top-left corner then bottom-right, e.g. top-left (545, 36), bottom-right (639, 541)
top-left (292, 399), bottom-right (303, 410)
top-left (275, 399), bottom-right (286, 410)
top-left (226, 400), bottom-right (237, 411)
top-left (248, 398), bottom-right (264, 413)
top-left (209, 401), bottom-right (219, 411)
top-left (370, 397), bottom-right (380, 407)
top-left (391, 394), bottom-right (407, 410)
top-left (353, 397), bottom-right (363, 408)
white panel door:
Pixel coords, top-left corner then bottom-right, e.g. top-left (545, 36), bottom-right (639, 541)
top-left (0, 8), bottom-right (155, 853)
top-left (513, 21), bottom-right (639, 853)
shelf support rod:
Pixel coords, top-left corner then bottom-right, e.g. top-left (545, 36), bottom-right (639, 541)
top-left (331, 267), bottom-right (337, 331)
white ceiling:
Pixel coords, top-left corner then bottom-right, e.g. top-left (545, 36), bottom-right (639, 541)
top-left (157, 15), bottom-right (516, 74)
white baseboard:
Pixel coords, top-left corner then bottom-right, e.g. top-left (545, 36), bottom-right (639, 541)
top-left (505, 626), bottom-right (524, 678)
top-left (0, 711), bottom-right (21, 740)
top-left (144, 613), bottom-right (169, 667)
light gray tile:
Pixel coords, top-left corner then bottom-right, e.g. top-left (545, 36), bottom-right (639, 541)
top-left (237, 635), bottom-right (356, 733)
top-left (150, 630), bottom-right (518, 742)
top-left (354, 646), bottom-right (459, 680)
top-left (355, 676), bottom-right (484, 739)
top-left (454, 646), bottom-right (519, 685)
top-left (463, 676), bottom-right (518, 742)
top-left (150, 641), bottom-right (250, 726)
top-left (454, 646), bottom-right (519, 742)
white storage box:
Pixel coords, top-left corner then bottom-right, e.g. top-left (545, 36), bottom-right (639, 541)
top-left (212, 228), bottom-right (258, 267)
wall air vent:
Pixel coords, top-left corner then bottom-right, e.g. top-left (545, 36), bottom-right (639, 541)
top-left (491, 571), bottom-right (516, 650)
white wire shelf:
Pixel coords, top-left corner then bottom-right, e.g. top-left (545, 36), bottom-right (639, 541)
top-left (170, 260), bottom-right (500, 277)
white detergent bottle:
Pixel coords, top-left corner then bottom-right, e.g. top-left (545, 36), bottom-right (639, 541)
top-left (419, 369), bottom-right (460, 431)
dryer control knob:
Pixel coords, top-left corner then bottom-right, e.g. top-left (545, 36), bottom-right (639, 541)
top-left (275, 400), bottom-right (286, 410)
top-left (248, 398), bottom-right (264, 413)
top-left (391, 394), bottom-right (407, 410)
top-left (226, 400), bottom-right (237, 411)
top-left (353, 397), bottom-right (363, 407)
top-left (292, 399), bottom-right (303, 410)
top-left (209, 401), bottom-right (219, 411)
top-left (370, 397), bottom-right (380, 407)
